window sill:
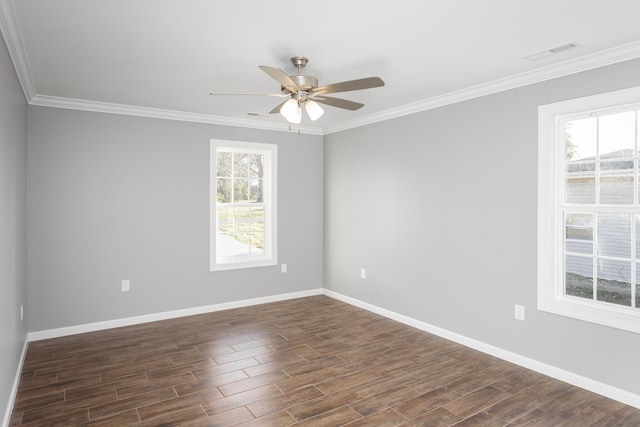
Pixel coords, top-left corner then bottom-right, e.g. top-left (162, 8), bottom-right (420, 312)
top-left (210, 258), bottom-right (277, 272)
top-left (538, 290), bottom-right (640, 334)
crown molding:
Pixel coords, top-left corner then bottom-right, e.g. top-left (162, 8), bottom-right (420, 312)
top-left (3, 0), bottom-right (640, 136)
top-left (0, 0), bottom-right (35, 100)
top-left (324, 39), bottom-right (640, 135)
top-left (29, 95), bottom-right (325, 135)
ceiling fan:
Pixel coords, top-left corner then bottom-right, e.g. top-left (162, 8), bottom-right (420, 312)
top-left (210, 56), bottom-right (385, 124)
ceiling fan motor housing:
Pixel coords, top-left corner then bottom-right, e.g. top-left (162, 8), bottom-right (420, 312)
top-left (283, 56), bottom-right (318, 92)
top-left (287, 75), bottom-right (318, 92)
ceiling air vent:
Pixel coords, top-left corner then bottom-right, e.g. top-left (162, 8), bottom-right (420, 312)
top-left (524, 42), bottom-right (580, 61)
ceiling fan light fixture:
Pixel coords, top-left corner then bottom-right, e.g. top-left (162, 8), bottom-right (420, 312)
top-left (305, 100), bottom-right (324, 121)
top-left (280, 98), bottom-right (300, 123)
top-left (290, 105), bottom-right (302, 124)
top-left (280, 98), bottom-right (302, 124)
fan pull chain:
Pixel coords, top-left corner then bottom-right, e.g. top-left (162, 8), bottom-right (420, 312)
top-left (286, 122), bottom-right (302, 135)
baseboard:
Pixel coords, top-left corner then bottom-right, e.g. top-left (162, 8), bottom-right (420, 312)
top-left (20, 287), bottom-right (640, 411)
top-left (28, 288), bottom-right (323, 341)
top-left (322, 288), bottom-right (640, 410)
top-left (2, 338), bottom-right (28, 427)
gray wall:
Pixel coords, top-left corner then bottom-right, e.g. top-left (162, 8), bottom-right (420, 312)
top-left (27, 107), bottom-right (323, 331)
top-left (325, 58), bottom-right (640, 396)
top-left (0, 36), bottom-right (27, 421)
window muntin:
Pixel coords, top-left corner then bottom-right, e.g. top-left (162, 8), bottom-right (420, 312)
top-left (538, 86), bottom-right (640, 333)
top-left (210, 140), bottom-right (277, 271)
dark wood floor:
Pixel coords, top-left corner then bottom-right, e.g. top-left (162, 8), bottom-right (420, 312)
top-left (9, 295), bottom-right (640, 426)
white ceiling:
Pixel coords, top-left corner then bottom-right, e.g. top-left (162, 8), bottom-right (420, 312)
top-left (3, 0), bottom-right (640, 134)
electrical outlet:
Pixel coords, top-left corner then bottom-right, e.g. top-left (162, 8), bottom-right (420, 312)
top-left (361, 268), bottom-right (366, 280)
top-left (122, 280), bottom-right (130, 292)
top-left (515, 304), bottom-right (525, 321)
top-left (281, 263), bottom-right (287, 273)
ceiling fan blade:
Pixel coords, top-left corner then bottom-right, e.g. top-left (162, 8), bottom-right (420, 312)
top-left (209, 92), bottom-right (288, 97)
top-left (259, 66), bottom-right (299, 93)
top-left (268, 98), bottom-right (291, 114)
top-left (313, 96), bottom-right (364, 111)
top-left (310, 77), bottom-right (384, 96)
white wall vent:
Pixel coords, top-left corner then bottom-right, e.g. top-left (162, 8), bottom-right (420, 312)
top-left (525, 42), bottom-right (580, 61)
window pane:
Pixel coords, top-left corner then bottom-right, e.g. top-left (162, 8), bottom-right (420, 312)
top-left (565, 255), bottom-right (593, 300)
top-left (249, 233), bottom-right (264, 254)
top-left (218, 232), bottom-right (252, 258)
top-left (217, 207), bottom-right (264, 258)
top-left (597, 214), bottom-right (631, 258)
top-left (217, 206), bottom-right (234, 234)
top-left (636, 262), bottom-right (640, 309)
top-left (597, 259), bottom-right (631, 306)
top-left (249, 154), bottom-right (264, 179)
top-left (565, 174), bottom-right (596, 204)
top-left (566, 117), bottom-right (597, 161)
top-left (565, 118), bottom-right (597, 204)
top-left (233, 207), bottom-right (251, 232)
top-left (566, 240), bottom-right (593, 255)
top-left (638, 171), bottom-right (640, 207)
top-left (598, 111), bottom-right (635, 159)
top-left (233, 179), bottom-right (249, 202)
top-left (249, 178), bottom-right (262, 202)
top-left (599, 161), bottom-right (633, 205)
top-left (249, 206), bottom-right (264, 222)
top-left (217, 152), bottom-right (232, 177)
top-left (635, 217), bottom-right (640, 306)
top-left (217, 178), bottom-right (231, 203)
top-left (249, 207), bottom-right (264, 249)
top-left (636, 215), bottom-right (640, 259)
top-left (565, 213), bottom-right (593, 254)
top-left (233, 153), bottom-right (249, 177)
top-left (233, 232), bottom-right (250, 249)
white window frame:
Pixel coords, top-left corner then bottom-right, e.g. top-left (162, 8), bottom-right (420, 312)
top-left (538, 85), bottom-right (640, 334)
top-left (210, 139), bottom-right (277, 271)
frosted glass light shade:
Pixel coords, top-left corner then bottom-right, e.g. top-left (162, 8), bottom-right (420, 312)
top-left (290, 105), bottom-right (302, 124)
top-left (305, 100), bottom-right (324, 121)
top-left (280, 98), bottom-right (299, 122)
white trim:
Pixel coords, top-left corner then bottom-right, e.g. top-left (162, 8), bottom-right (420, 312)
top-left (210, 139), bottom-right (278, 271)
top-left (0, 0), bottom-right (35, 101)
top-left (538, 86), bottom-right (640, 334)
top-left (324, 40), bottom-right (640, 134)
top-left (322, 289), bottom-right (640, 409)
top-left (27, 288), bottom-right (322, 341)
top-left (1, 2), bottom-right (639, 136)
top-left (2, 339), bottom-right (28, 427)
top-left (13, 288), bottom-right (640, 414)
top-left (30, 95), bottom-right (325, 135)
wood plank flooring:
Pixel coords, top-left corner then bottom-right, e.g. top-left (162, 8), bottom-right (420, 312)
top-left (9, 295), bottom-right (640, 426)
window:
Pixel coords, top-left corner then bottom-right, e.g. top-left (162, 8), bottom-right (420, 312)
top-left (210, 139), bottom-right (277, 271)
top-left (538, 86), bottom-right (640, 333)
